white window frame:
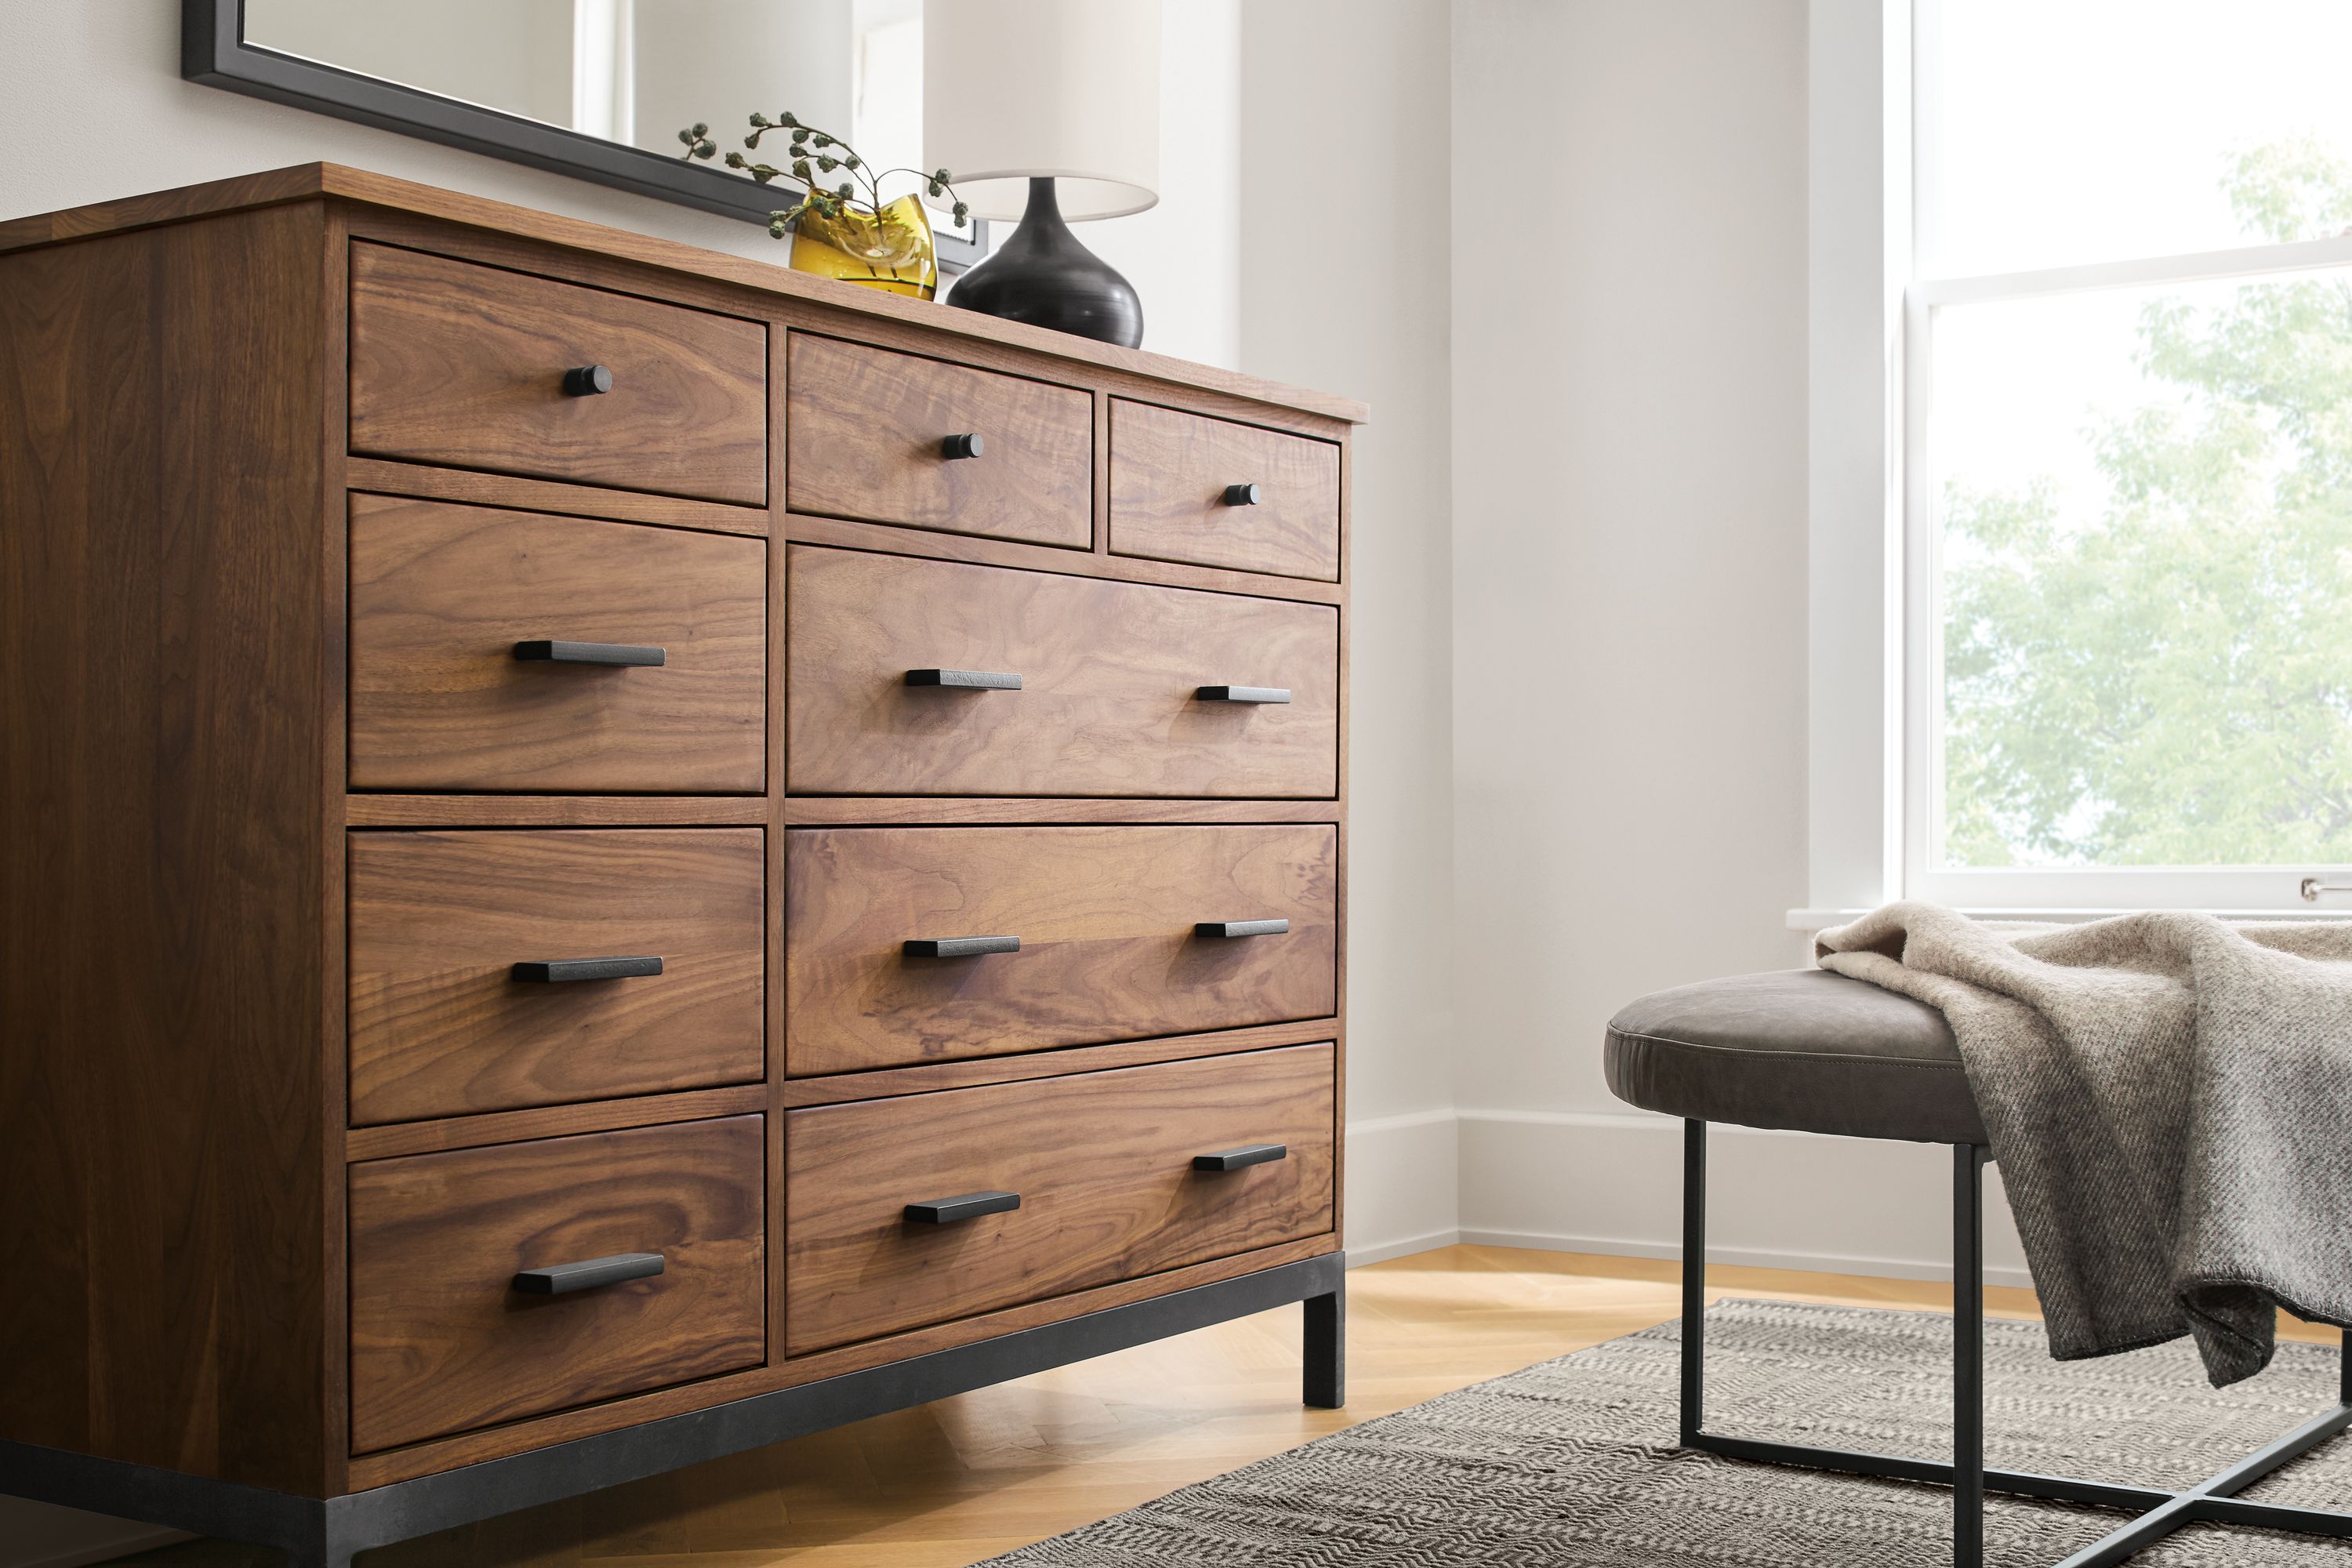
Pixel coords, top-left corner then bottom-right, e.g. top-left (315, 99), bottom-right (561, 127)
top-left (1796, 0), bottom-right (2352, 927)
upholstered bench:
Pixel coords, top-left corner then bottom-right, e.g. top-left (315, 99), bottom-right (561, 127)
top-left (1606, 968), bottom-right (2352, 1568)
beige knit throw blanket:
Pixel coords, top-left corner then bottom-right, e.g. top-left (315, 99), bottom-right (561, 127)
top-left (1815, 901), bottom-right (2352, 1387)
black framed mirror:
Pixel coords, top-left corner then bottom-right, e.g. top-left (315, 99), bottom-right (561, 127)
top-left (182, 0), bottom-right (989, 271)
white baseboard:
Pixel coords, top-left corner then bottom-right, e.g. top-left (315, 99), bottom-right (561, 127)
top-left (1342, 1107), bottom-right (1460, 1263)
top-left (1458, 1106), bottom-right (2032, 1287)
top-left (1452, 1226), bottom-right (2034, 1290)
top-left (1342, 1104), bottom-right (2034, 1290)
top-left (1346, 1226), bottom-right (1464, 1266)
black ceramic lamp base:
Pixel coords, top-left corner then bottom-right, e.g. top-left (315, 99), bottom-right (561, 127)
top-left (949, 177), bottom-right (1143, 348)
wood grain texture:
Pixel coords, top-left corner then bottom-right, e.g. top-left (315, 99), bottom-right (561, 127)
top-left (2, 166), bottom-right (1369, 424)
top-left (345, 1085), bottom-right (768, 1163)
top-left (786, 826), bottom-right (1337, 1075)
top-left (346, 795), bottom-right (768, 829)
top-left (0, 205), bottom-right (334, 1491)
top-left (1110, 400), bottom-right (1341, 581)
top-left (349, 1116), bottom-right (765, 1454)
top-left (343, 1236), bottom-right (1330, 1489)
top-left (786, 546), bottom-right (1340, 798)
top-left (775, 1023), bottom-right (1337, 1106)
top-left (349, 241), bottom-right (768, 505)
top-left (348, 829), bottom-right (764, 1125)
top-left (781, 797), bottom-right (1346, 826)
top-left (344, 456), bottom-right (767, 539)
top-left (784, 510), bottom-right (1346, 607)
top-left (348, 495), bottom-right (766, 793)
top-left (783, 1046), bottom-right (1334, 1355)
top-left (785, 334), bottom-right (1092, 548)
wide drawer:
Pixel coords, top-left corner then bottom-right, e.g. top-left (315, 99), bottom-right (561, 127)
top-left (784, 1047), bottom-right (1333, 1355)
top-left (786, 546), bottom-right (1338, 797)
top-left (786, 824), bottom-right (1336, 1076)
top-left (784, 334), bottom-right (1091, 548)
top-left (348, 829), bottom-right (765, 1125)
top-left (349, 242), bottom-right (768, 505)
top-left (1110, 400), bottom-right (1341, 581)
top-left (348, 495), bottom-right (766, 793)
top-left (349, 1116), bottom-right (765, 1453)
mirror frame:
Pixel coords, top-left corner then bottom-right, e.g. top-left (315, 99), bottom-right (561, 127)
top-left (183, 0), bottom-right (989, 270)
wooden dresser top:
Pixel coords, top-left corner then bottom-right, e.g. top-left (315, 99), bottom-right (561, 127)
top-left (0, 162), bottom-right (1370, 427)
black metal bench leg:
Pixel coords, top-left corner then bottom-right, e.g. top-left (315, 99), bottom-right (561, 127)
top-left (1304, 1286), bottom-right (1345, 1409)
top-left (1682, 1118), bottom-right (1707, 1445)
top-left (1955, 1143), bottom-right (1987, 1568)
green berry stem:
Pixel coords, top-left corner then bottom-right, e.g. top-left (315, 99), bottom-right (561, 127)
top-left (677, 111), bottom-right (971, 238)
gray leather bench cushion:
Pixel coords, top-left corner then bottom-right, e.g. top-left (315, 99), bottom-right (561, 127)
top-left (1604, 968), bottom-right (1987, 1145)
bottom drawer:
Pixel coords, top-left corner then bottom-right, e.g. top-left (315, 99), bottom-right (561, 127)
top-left (349, 1116), bottom-right (765, 1453)
top-left (784, 1045), bottom-right (1334, 1356)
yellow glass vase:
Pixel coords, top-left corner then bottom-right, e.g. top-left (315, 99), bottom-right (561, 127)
top-left (787, 193), bottom-right (939, 299)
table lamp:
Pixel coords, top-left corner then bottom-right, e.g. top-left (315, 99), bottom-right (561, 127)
top-left (924, 0), bottom-right (1160, 347)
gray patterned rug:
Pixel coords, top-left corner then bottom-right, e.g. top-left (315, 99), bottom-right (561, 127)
top-left (978, 1299), bottom-right (2352, 1566)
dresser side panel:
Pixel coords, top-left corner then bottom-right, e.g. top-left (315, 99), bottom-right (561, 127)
top-left (0, 204), bottom-right (335, 1491)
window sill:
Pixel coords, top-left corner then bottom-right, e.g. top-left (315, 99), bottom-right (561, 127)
top-left (1787, 906), bottom-right (2352, 935)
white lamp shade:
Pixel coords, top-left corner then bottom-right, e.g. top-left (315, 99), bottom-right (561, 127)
top-left (923, 0), bottom-right (1160, 223)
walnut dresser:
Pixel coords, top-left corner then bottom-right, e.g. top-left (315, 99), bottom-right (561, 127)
top-left (0, 165), bottom-right (1360, 1566)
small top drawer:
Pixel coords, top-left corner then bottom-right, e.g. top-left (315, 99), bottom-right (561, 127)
top-left (348, 495), bottom-right (766, 793)
top-left (1110, 400), bottom-right (1340, 581)
top-left (785, 335), bottom-right (1092, 548)
top-left (349, 242), bottom-right (768, 506)
top-left (786, 546), bottom-right (1338, 798)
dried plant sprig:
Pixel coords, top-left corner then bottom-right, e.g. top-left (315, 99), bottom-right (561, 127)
top-left (678, 111), bottom-right (971, 241)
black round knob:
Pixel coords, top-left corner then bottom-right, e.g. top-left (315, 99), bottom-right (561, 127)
top-left (940, 433), bottom-right (985, 460)
top-left (1223, 482), bottom-right (1262, 506)
top-left (563, 365), bottom-right (615, 397)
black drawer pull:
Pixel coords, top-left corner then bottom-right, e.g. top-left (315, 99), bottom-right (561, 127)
top-left (1196, 919), bottom-right (1289, 939)
top-left (1193, 1144), bottom-right (1288, 1172)
top-left (1223, 482), bottom-right (1262, 506)
top-left (940, 432), bottom-right (985, 460)
top-left (514, 640), bottom-right (666, 667)
top-left (511, 956), bottom-right (665, 983)
top-left (1196, 685), bottom-right (1290, 704)
top-left (906, 667), bottom-right (1022, 691)
top-left (903, 935), bottom-right (1021, 958)
top-left (563, 364), bottom-right (615, 397)
top-left (512, 1251), bottom-right (662, 1294)
top-left (905, 1190), bottom-right (1020, 1225)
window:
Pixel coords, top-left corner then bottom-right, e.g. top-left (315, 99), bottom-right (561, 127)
top-left (1907, 0), bottom-right (2352, 910)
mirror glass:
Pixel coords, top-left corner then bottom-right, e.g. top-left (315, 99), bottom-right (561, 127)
top-left (242, 0), bottom-right (931, 210)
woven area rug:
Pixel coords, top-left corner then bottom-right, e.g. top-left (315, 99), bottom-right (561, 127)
top-left (976, 1299), bottom-right (2352, 1566)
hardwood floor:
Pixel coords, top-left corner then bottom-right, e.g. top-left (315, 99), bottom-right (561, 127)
top-left (116, 1243), bottom-right (2340, 1566)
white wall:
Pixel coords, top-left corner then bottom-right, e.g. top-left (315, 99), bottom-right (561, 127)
top-left (1237, 0), bottom-right (1462, 1258)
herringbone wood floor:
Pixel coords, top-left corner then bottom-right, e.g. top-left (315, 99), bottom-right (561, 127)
top-left (114, 1244), bottom-right (2337, 1567)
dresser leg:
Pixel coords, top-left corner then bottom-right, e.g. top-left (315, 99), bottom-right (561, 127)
top-left (1303, 1287), bottom-right (1346, 1408)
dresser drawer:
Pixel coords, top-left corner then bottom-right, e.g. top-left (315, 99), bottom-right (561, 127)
top-left (784, 334), bottom-right (1091, 548)
top-left (350, 1116), bottom-right (765, 1454)
top-left (1109, 400), bottom-right (1341, 581)
top-left (786, 546), bottom-right (1338, 797)
top-left (348, 829), bottom-right (764, 1125)
top-left (786, 824), bottom-right (1335, 1076)
top-left (349, 242), bottom-right (768, 505)
top-left (784, 1047), bottom-right (1332, 1355)
top-left (348, 495), bottom-right (766, 793)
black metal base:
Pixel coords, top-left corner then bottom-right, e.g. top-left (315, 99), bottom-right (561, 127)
top-left (0, 1254), bottom-right (1345, 1568)
top-left (1682, 1120), bottom-right (2352, 1564)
